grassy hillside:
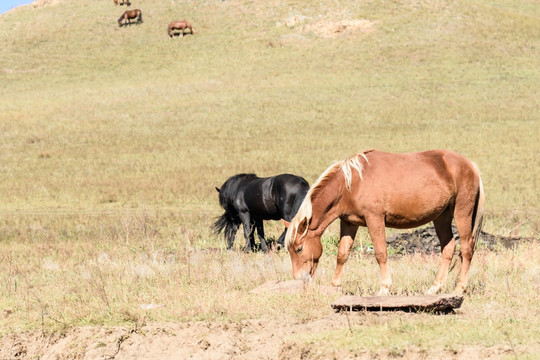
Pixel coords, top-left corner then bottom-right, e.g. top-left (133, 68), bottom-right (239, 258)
top-left (1, 0), bottom-right (538, 233)
top-left (0, 1), bottom-right (539, 356)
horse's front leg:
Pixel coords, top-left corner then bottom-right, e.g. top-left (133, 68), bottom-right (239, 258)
top-left (366, 216), bottom-right (391, 296)
top-left (332, 220), bottom-right (359, 287)
top-left (254, 220), bottom-right (268, 252)
top-left (276, 229), bottom-right (287, 249)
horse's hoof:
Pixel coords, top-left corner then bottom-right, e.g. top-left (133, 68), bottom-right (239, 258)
top-left (426, 286), bottom-right (440, 295)
top-left (452, 287), bottom-right (465, 296)
top-left (376, 288), bottom-right (390, 296)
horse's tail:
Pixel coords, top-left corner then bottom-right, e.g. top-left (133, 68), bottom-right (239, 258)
top-left (471, 164), bottom-right (485, 249)
top-left (138, 10), bottom-right (142, 23)
top-left (212, 211), bottom-right (237, 241)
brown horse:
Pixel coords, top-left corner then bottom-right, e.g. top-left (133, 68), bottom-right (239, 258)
top-left (168, 20), bottom-right (194, 37)
top-left (284, 150), bottom-right (485, 296)
top-left (118, 9), bottom-right (142, 27)
top-left (113, 0), bottom-right (131, 6)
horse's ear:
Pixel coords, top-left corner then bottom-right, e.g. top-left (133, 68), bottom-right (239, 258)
top-left (215, 187), bottom-right (220, 193)
top-left (281, 219), bottom-right (290, 228)
top-left (297, 218), bottom-right (308, 234)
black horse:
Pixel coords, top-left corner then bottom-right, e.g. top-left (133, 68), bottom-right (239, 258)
top-left (213, 173), bottom-right (309, 252)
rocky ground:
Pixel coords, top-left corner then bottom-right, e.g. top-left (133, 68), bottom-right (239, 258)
top-left (386, 226), bottom-right (533, 255)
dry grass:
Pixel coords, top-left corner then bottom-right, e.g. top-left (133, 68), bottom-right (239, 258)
top-left (0, 213), bottom-right (538, 354)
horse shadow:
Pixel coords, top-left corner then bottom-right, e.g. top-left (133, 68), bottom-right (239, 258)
top-left (170, 32), bottom-right (194, 37)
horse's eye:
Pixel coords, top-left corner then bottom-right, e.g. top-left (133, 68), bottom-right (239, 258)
top-left (296, 245), bottom-right (304, 254)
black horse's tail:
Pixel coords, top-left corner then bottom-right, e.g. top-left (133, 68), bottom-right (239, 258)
top-left (138, 11), bottom-right (143, 23)
top-left (212, 211), bottom-right (237, 242)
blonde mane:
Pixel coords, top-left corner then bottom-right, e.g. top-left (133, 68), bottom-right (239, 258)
top-left (285, 151), bottom-right (371, 249)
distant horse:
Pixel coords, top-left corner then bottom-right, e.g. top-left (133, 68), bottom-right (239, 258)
top-left (113, 0), bottom-right (131, 6)
top-left (168, 20), bottom-right (194, 37)
top-left (118, 9), bottom-right (142, 27)
top-left (213, 174), bottom-right (309, 252)
top-left (284, 150), bottom-right (485, 296)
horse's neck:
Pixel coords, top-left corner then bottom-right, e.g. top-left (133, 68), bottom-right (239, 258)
top-left (309, 174), bottom-right (344, 234)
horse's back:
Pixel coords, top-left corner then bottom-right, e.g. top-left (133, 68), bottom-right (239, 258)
top-left (273, 174), bottom-right (309, 191)
top-left (240, 177), bottom-right (276, 216)
top-left (126, 9), bottom-right (141, 18)
top-left (239, 174), bottom-right (308, 220)
top-left (347, 150), bottom-right (480, 228)
top-left (365, 150), bottom-right (476, 184)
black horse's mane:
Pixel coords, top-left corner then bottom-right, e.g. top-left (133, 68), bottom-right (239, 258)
top-left (217, 173), bottom-right (257, 207)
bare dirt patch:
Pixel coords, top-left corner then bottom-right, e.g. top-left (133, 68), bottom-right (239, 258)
top-left (277, 15), bottom-right (378, 39)
top-left (33, 0), bottom-right (62, 8)
top-left (2, 317), bottom-right (536, 359)
top-left (303, 19), bottom-right (378, 38)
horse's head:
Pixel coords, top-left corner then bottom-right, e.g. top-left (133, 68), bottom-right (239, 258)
top-left (283, 218), bottom-right (323, 282)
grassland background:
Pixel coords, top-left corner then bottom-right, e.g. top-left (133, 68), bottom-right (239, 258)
top-left (0, 0), bottom-right (539, 357)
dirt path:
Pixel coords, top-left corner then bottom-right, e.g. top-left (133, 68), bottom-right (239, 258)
top-left (1, 316), bottom-right (535, 359)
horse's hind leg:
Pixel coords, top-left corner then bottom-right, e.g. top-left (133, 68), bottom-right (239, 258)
top-left (226, 223), bottom-right (239, 250)
top-left (427, 209), bottom-right (456, 294)
top-left (255, 220), bottom-right (268, 252)
top-left (239, 212), bottom-right (255, 252)
top-left (453, 199), bottom-right (477, 295)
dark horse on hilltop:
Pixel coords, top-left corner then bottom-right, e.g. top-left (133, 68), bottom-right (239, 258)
top-left (118, 9), bottom-right (142, 27)
top-left (168, 20), bottom-right (194, 38)
top-left (213, 174), bottom-right (309, 252)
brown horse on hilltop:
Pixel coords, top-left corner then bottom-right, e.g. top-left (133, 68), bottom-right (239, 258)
top-left (118, 9), bottom-right (142, 27)
top-left (113, 0), bottom-right (131, 6)
top-left (284, 149), bottom-right (485, 296)
top-left (168, 20), bottom-right (194, 37)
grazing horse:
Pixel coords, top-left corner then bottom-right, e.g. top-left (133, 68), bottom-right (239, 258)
top-left (213, 174), bottom-right (309, 252)
top-left (284, 150), bottom-right (485, 296)
top-left (168, 20), bottom-right (194, 37)
top-left (118, 9), bottom-right (142, 27)
top-left (113, 0), bottom-right (131, 6)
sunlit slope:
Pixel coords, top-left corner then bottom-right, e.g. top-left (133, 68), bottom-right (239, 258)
top-left (0, 0), bottom-right (538, 232)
